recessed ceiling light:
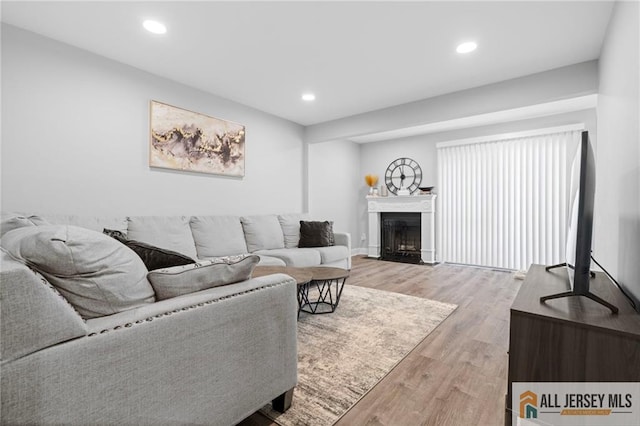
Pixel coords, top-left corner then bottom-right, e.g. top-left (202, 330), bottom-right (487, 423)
top-left (143, 20), bottom-right (167, 35)
top-left (302, 93), bottom-right (316, 102)
top-left (456, 41), bottom-right (477, 54)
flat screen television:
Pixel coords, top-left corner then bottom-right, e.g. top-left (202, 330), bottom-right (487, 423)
top-left (541, 130), bottom-right (618, 314)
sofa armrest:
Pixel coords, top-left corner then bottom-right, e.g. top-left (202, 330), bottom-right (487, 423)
top-left (334, 232), bottom-right (350, 249)
top-left (333, 232), bottom-right (351, 269)
top-left (0, 253), bottom-right (87, 362)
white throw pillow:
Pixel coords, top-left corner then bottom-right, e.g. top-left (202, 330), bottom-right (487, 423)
top-left (38, 214), bottom-right (128, 234)
top-left (0, 213), bottom-right (50, 238)
top-left (147, 254), bottom-right (260, 300)
top-left (1, 225), bottom-right (155, 319)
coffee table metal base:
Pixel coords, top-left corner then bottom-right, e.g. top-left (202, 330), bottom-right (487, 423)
top-left (299, 276), bottom-right (347, 314)
top-left (253, 265), bottom-right (349, 317)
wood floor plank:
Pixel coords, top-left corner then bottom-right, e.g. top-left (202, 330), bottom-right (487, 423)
top-left (238, 256), bottom-right (521, 426)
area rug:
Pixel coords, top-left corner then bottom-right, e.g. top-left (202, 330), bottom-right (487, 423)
top-left (260, 284), bottom-right (457, 426)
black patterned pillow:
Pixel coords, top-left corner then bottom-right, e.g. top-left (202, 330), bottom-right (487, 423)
top-left (103, 228), bottom-right (127, 239)
top-left (103, 228), bottom-right (194, 271)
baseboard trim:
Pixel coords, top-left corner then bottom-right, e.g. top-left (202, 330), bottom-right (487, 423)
top-left (351, 248), bottom-right (368, 257)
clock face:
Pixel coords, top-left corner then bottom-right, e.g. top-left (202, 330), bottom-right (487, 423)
top-left (385, 157), bottom-right (423, 195)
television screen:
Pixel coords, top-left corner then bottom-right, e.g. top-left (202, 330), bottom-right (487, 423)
top-left (565, 148), bottom-right (579, 289)
top-left (542, 130), bottom-right (618, 313)
top-left (565, 130), bottom-right (595, 294)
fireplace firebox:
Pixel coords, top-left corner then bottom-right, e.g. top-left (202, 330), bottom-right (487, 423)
top-left (380, 212), bottom-right (422, 264)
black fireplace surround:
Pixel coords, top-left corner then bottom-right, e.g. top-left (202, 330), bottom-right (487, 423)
top-left (380, 212), bottom-right (422, 264)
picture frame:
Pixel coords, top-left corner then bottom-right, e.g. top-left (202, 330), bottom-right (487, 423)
top-left (149, 100), bottom-right (245, 177)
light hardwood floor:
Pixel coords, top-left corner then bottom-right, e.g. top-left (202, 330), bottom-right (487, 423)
top-left (239, 256), bottom-right (522, 426)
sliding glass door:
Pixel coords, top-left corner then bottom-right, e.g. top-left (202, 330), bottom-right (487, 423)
top-left (437, 125), bottom-right (583, 270)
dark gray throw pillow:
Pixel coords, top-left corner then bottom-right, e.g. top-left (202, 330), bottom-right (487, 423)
top-left (103, 229), bottom-right (195, 271)
top-left (298, 220), bottom-right (335, 248)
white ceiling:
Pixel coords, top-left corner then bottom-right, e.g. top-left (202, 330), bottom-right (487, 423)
top-left (1, 1), bottom-right (614, 126)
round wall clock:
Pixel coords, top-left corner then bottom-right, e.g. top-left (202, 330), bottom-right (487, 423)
top-left (385, 157), bottom-right (422, 195)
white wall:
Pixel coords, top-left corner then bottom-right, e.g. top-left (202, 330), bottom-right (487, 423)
top-left (1, 24), bottom-right (305, 217)
top-left (307, 140), bottom-right (361, 250)
top-left (595, 1), bottom-right (640, 310)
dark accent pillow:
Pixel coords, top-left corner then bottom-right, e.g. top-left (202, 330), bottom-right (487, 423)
top-left (103, 228), bottom-right (195, 271)
top-left (298, 221), bottom-right (334, 248)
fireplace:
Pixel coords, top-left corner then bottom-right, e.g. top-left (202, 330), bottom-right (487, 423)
top-left (367, 194), bottom-right (436, 264)
top-left (381, 213), bottom-right (422, 264)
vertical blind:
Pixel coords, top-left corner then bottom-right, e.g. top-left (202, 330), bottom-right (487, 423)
top-left (437, 127), bottom-right (582, 271)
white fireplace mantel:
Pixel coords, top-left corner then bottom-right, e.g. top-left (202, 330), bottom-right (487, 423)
top-left (367, 194), bottom-right (436, 264)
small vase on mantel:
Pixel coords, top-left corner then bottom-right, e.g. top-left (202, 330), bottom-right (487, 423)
top-left (365, 174), bottom-right (379, 196)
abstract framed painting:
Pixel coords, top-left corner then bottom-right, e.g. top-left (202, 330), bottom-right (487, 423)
top-left (149, 100), bottom-right (245, 177)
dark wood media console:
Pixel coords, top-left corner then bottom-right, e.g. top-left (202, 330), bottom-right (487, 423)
top-left (505, 264), bottom-right (640, 424)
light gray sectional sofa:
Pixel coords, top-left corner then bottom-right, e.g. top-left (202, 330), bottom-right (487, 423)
top-left (0, 213), bottom-right (351, 425)
top-left (26, 213), bottom-right (351, 269)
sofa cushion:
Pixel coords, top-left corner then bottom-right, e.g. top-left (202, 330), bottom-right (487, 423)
top-left (241, 215), bottom-right (285, 252)
top-left (105, 231), bottom-right (195, 271)
top-left (255, 255), bottom-right (287, 267)
top-left (0, 213), bottom-right (50, 238)
top-left (255, 248), bottom-right (321, 267)
top-left (1, 225), bottom-right (155, 319)
top-left (313, 245), bottom-right (350, 264)
top-left (147, 254), bottom-right (260, 300)
top-left (299, 221), bottom-right (335, 247)
top-left (278, 213), bottom-right (310, 248)
top-left (190, 216), bottom-right (248, 257)
top-left (127, 216), bottom-right (198, 259)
